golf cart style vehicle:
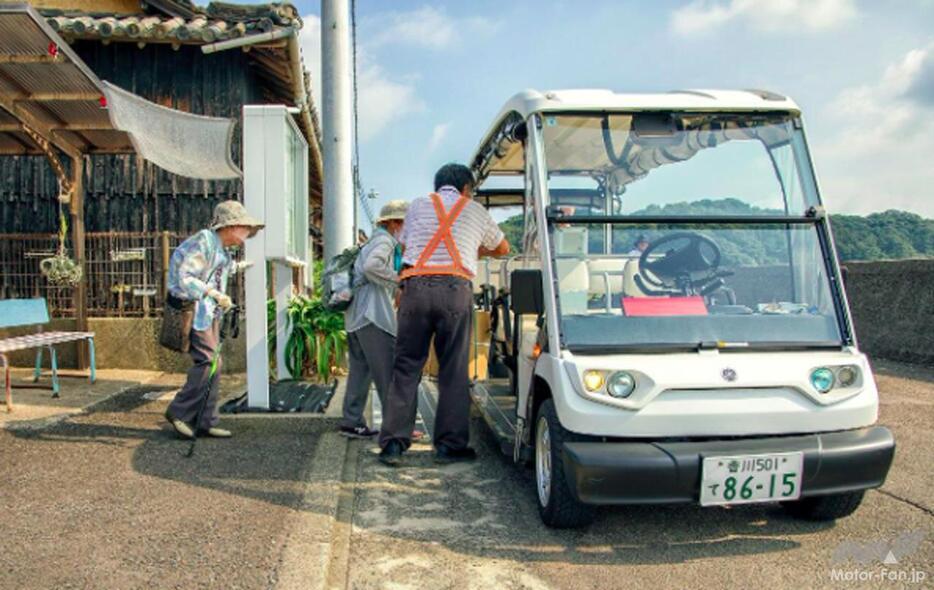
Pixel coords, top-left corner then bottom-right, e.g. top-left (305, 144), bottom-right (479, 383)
top-left (460, 89), bottom-right (895, 528)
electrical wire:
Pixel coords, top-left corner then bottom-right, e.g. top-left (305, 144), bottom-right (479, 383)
top-left (350, 0), bottom-right (375, 233)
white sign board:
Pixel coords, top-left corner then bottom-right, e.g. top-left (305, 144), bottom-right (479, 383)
top-left (242, 105), bottom-right (310, 408)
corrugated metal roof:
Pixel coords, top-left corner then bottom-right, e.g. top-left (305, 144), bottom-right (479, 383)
top-left (0, 4), bottom-right (132, 156)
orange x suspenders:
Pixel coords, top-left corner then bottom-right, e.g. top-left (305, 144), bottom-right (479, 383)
top-left (399, 193), bottom-right (472, 281)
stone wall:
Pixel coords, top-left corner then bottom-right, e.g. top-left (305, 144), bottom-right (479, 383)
top-left (842, 259), bottom-right (934, 366)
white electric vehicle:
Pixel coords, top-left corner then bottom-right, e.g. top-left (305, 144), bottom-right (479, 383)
top-left (449, 89), bottom-right (895, 528)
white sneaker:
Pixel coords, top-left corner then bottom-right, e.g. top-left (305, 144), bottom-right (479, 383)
top-left (201, 427), bottom-right (232, 438)
top-left (164, 409), bottom-right (194, 439)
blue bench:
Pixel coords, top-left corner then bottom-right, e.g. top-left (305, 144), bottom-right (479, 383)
top-left (0, 298), bottom-right (95, 412)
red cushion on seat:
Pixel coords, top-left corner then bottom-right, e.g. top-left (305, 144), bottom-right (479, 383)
top-left (622, 296), bottom-right (708, 317)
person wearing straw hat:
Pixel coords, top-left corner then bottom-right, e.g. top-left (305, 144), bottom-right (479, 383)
top-left (164, 200), bottom-right (263, 440)
top-left (340, 199), bottom-right (409, 438)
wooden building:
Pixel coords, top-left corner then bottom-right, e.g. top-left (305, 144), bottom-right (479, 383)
top-left (0, 0), bottom-right (323, 320)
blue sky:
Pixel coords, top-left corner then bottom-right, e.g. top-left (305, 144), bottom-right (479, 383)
top-left (217, 0), bottom-right (934, 222)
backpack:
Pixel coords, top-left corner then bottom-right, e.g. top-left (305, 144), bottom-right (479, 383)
top-left (322, 245), bottom-right (361, 311)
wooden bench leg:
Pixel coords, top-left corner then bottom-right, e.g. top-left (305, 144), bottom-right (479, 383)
top-left (34, 347), bottom-right (43, 383)
top-left (87, 338), bottom-right (96, 384)
top-left (49, 346), bottom-right (60, 398)
top-left (2, 353), bottom-right (11, 413)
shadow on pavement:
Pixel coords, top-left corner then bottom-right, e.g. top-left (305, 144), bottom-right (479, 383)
top-left (341, 420), bottom-right (836, 567)
top-left (7, 384), bottom-right (835, 569)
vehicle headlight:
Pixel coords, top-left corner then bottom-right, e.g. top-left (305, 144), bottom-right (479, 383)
top-left (607, 371), bottom-right (636, 398)
top-left (836, 365), bottom-right (859, 388)
top-left (810, 367), bottom-right (835, 393)
top-left (582, 370), bottom-right (605, 393)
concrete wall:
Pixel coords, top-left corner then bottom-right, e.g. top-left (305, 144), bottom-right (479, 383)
top-left (0, 318), bottom-right (246, 373)
top-left (843, 259), bottom-right (934, 366)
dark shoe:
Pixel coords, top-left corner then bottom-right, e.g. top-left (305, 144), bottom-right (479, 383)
top-left (378, 440), bottom-right (404, 466)
top-left (434, 445), bottom-right (477, 464)
top-left (164, 409), bottom-right (194, 439)
top-left (340, 425), bottom-right (378, 439)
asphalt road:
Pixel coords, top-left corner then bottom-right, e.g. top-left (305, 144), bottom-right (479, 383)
top-left (343, 360), bottom-right (933, 590)
top-left (0, 360), bottom-right (930, 589)
top-left (0, 381), bottom-right (339, 590)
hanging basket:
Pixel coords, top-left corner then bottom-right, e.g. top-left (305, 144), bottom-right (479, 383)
top-left (41, 203), bottom-right (82, 288)
top-left (40, 253), bottom-right (83, 287)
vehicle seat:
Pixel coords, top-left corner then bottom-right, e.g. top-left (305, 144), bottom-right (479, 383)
top-left (587, 258), bottom-right (625, 300)
top-left (556, 258), bottom-right (590, 313)
top-left (623, 259), bottom-right (650, 297)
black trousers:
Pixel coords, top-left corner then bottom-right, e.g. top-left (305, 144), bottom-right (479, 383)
top-left (378, 275), bottom-right (473, 451)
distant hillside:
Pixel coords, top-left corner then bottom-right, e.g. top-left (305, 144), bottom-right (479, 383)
top-left (832, 210), bottom-right (934, 261)
top-left (499, 200), bottom-right (934, 263)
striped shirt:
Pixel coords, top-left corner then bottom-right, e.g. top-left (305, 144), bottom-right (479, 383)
top-left (400, 186), bottom-right (504, 278)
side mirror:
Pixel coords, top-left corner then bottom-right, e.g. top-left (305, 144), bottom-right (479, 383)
top-left (511, 269), bottom-right (544, 316)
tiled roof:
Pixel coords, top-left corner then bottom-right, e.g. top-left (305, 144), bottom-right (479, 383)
top-left (22, 2), bottom-right (323, 202)
top-left (42, 3), bottom-right (301, 45)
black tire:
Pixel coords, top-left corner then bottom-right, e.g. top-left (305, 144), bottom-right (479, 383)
top-left (782, 491), bottom-right (865, 521)
top-left (534, 399), bottom-right (595, 528)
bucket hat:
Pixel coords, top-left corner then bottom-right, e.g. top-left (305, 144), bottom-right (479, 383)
top-left (377, 200), bottom-right (409, 224)
top-left (211, 200), bottom-right (264, 236)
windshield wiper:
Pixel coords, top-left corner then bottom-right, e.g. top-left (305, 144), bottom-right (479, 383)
top-left (708, 341), bottom-right (843, 352)
top-left (568, 341), bottom-right (843, 355)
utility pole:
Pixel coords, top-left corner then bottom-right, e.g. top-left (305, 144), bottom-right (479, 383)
top-left (321, 0), bottom-right (354, 260)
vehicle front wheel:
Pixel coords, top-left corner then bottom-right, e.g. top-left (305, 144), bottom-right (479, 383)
top-left (782, 491), bottom-right (865, 521)
top-left (535, 399), bottom-right (595, 528)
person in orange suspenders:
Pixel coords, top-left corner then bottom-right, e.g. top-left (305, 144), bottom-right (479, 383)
top-left (378, 163), bottom-right (510, 466)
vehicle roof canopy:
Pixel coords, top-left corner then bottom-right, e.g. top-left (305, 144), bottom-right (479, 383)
top-left (470, 89), bottom-right (802, 201)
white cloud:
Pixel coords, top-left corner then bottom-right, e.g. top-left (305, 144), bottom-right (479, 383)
top-left (356, 62), bottom-right (424, 141)
top-left (670, 0), bottom-right (857, 35)
top-left (299, 14), bottom-right (424, 142)
top-left (815, 42), bottom-right (934, 216)
top-left (368, 6), bottom-right (501, 50)
top-left (427, 122), bottom-right (451, 152)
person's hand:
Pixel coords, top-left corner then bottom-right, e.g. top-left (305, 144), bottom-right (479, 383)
top-left (234, 260), bottom-right (254, 273)
top-left (207, 288), bottom-right (233, 311)
top-left (393, 290), bottom-right (402, 309)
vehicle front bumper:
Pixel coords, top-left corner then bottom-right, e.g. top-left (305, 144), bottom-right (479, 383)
top-left (562, 426), bottom-right (895, 505)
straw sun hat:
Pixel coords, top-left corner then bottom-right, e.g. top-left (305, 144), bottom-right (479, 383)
top-left (376, 200), bottom-right (409, 224)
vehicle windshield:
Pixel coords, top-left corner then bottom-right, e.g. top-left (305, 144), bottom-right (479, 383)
top-left (540, 112), bottom-right (844, 350)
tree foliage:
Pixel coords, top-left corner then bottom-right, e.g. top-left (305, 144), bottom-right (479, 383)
top-left (499, 200), bottom-right (934, 262)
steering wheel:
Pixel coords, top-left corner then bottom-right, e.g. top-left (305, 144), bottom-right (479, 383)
top-left (638, 232), bottom-right (722, 292)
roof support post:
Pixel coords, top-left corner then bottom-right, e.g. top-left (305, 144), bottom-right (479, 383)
top-left (70, 155), bottom-right (88, 370)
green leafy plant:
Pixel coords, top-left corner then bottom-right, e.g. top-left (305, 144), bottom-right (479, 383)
top-left (283, 294), bottom-right (346, 382)
top-left (266, 260), bottom-right (346, 382)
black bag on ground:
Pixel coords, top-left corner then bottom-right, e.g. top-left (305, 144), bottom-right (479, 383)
top-left (160, 294), bottom-right (196, 353)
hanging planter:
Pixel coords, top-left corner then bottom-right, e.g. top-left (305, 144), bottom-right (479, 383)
top-left (40, 206), bottom-right (83, 288)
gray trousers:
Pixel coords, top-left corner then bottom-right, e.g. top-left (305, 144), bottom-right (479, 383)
top-left (342, 323), bottom-right (395, 429)
top-left (168, 321), bottom-right (221, 430)
top-left (378, 276), bottom-right (473, 451)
